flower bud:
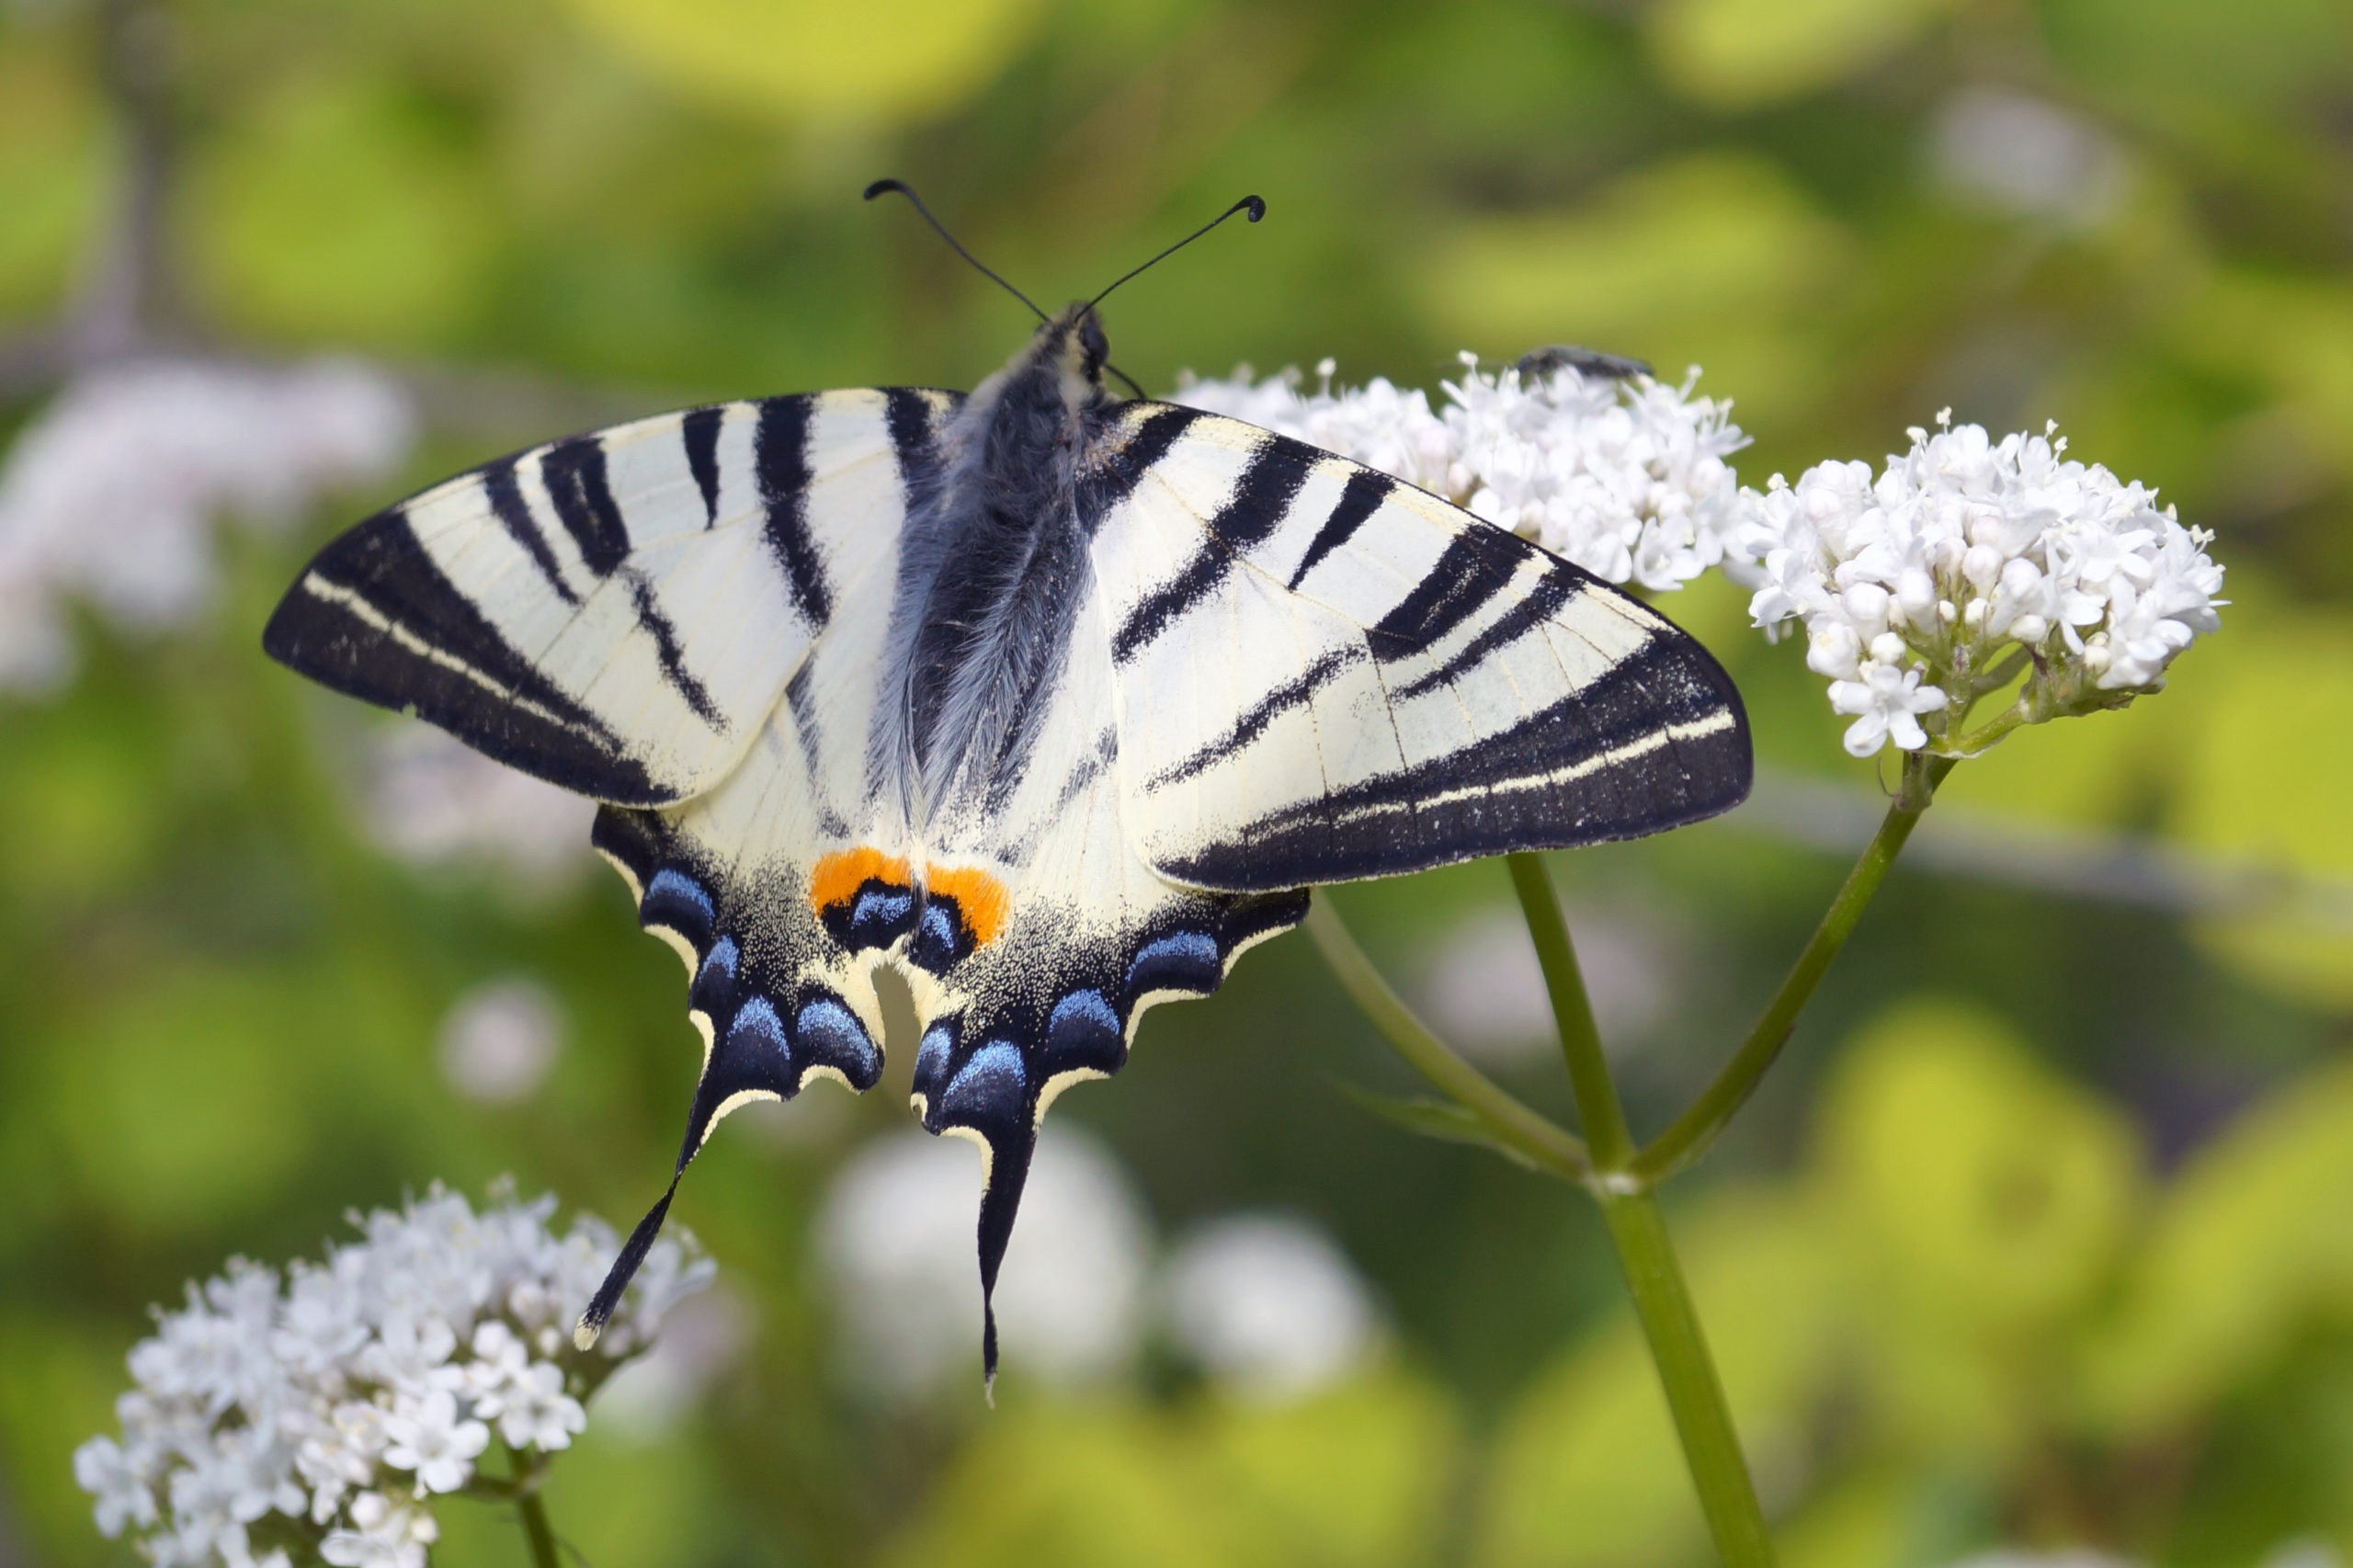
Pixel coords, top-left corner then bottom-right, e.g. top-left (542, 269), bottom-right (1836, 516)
top-left (1807, 622), bottom-right (1862, 679)
top-left (1962, 543), bottom-right (2004, 593)
top-left (1841, 581), bottom-right (1892, 631)
top-left (1894, 567), bottom-right (1937, 618)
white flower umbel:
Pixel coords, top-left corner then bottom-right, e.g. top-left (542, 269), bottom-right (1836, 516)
top-left (1171, 353), bottom-right (1749, 592)
top-left (1726, 416), bottom-right (2224, 758)
top-left (74, 1184), bottom-right (710, 1568)
top-left (0, 356), bottom-right (414, 694)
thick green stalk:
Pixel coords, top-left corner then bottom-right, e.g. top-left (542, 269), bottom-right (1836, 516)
top-left (1303, 899), bottom-right (1589, 1181)
top-left (1598, 1189), bottom-right (1778, 1568)
top-left (1630, 754), bottom-right (1952, 1187)
top-left (1505, 852), bottom-right (1776, 1568)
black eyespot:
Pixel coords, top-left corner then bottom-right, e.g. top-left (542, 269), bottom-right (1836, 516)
top-left (1077, 312), bottom-right (1109, 378)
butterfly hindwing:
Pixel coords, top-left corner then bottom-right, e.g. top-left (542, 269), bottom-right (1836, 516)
top-left (887, 581), bottom-right (1309, 1368)
top-left (1093, 405), bottom-right (1752, 890)
top-left (263, 390), bottom-right (948, 805)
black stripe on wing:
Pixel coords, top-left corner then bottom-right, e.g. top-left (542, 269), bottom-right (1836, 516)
top-left (1159, 635), bottom-right (1752, 888)
top-left (483, 457), bottom-right (580, 607)
top-left (1110, 437), bottom-right (1316, 664)
top-left (1286, 468), bottom-right (1395, 591)
top-left (756, 398), bottom-right (831, 627)
top-left (905, 883), bottom-right (1310, 1386)
top-left (262, 509), bottom-right (665, 804)
top-left (1368, 528), bottom-right (1529, 653)
top-left (623, 572), bottom-right (727, 730)
top-left (681, 405), bottom-right (723, 527)
top-left (1077, 402), bottom-right (1206, 537)
top-left (540, 435), bottom-right (632, 576)
top-left (1143, 646), bottom-right (1365, 793)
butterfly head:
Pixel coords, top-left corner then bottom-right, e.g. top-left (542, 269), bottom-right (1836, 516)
top-left (1037, 301), bottom-right (1111, 388)
top-left (1017, 302), bottom-right (1119, 411)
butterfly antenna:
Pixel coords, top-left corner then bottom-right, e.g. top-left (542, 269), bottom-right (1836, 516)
top-left (865, 178), bottom-right (1050, 324)
top-left (1088, 194), bottom-right (1266, 309)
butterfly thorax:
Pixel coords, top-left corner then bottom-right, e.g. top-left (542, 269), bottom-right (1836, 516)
top-left (872, 305), bottom-right (1121, 829)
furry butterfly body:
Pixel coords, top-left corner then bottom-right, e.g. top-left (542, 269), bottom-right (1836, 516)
top-left (264, 301), bottom-right (1752, 1381)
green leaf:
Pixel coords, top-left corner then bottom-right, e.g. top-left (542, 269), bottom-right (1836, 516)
top-left (1329, 1079), bottom-right (1540, 1171)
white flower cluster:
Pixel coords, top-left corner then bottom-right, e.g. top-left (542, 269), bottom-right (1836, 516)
top-left (1726, 417), bottom-right (2224, 758)
top-left (1171, 352), bottom-right (1749, 592)
top-left (0, 356), bottom-right (414, 694)
top-left (74, 1185), bottom-right (710, 1568)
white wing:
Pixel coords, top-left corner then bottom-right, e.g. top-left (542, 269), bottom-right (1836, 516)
top-left (264, 390), bottom-right (938, 805)
top-left (1088, 405), bottom-right (1751, 890)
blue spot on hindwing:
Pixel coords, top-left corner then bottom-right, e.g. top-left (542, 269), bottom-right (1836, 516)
top-left (849, 887), bottom-right (915, 939)
top-left (643, 868), bottom-right (716, 944)
top-left (908, 903), bottom-right (965, 971)
top-left (795, 996), bottom-right (881, 1089)
top-left (1045, 990), bottom-right (1124, 1074)
top-left (1125, 929), bottom-right (1222, 997)
top-left (724, 996), bottom-right (790, 1065)
top-left (689, 936), bottom-right (739, 1017)
top-left (938, 1041), bottom-right (1027, 1128)
top-left (913, 1024), bottom-right (954, 1106)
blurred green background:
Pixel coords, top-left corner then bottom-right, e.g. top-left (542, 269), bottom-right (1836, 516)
top-left (6, 0), bottom-right (2353, 1564)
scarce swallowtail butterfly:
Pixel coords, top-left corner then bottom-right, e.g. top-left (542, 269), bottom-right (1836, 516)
top-left (263, 187), bottom-right (1753, 1386)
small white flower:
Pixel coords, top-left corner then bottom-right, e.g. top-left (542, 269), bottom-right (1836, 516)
top-left (1827, 659), bottom-right (1951, 756)
top-left (478, 1360), bottom-right (587, 1451)
top-left (380, 1389), bottom-right (488, 1494)
top-left (1171, 353), bottom-right (1748, 593)
top-left (321, 1491), bottom-right (438, 1568)
top-left (72, 1436), bottom-right (155, 1536)
top-left (1730, 417), bottom-right (2222, 756)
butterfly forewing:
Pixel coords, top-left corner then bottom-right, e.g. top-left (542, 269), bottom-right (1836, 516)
top-left (262, 392), bottom-right (923, 806)
top-left (1092, 407), bottom-right (1752, 891)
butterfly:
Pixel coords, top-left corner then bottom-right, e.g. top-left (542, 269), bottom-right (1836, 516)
top-left (263, 187), bottom-right (1752, 1385)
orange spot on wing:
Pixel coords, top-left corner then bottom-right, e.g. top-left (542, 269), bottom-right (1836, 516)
top-left (926, 863), bottom-right (1010, 947)
top-left (809, 847), bottom-right (911, 914)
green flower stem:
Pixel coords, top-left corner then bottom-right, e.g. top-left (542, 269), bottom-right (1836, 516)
top-left (503, 1444), bottom-right (559, 1568)
top-left (1506, 853), bottom-right (1632, 1169)
top-left (1599, 1187), bottom-right (1778, 1567)
top-left (1303, 898), bottom-right (1590, 1181)
top-left (1629, 752), bottom-right (1954, 1187)
top-left (517, 1487), bottom-right (560, 1568)
top-left (1937, 705), bottom-right (2029, 758)
top-left (1506, 851), bottom-right (1777, 1567)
